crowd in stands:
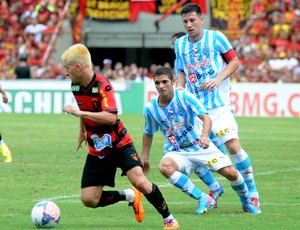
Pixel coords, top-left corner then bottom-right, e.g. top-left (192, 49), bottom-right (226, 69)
top-left (0, 0), bottom-right (299, 83)
top-left (231, 0), bottom-right (300, 83)
top-left (0, 0), bottom-right (66, 80)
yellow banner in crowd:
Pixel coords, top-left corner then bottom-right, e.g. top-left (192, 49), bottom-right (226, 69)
top-left (210, 0), bottom-right (252, 40)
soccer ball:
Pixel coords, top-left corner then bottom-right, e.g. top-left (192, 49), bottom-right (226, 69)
top-left (31, 200), bottom-right (60, 228)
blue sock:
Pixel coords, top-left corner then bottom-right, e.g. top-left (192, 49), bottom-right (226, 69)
top-left (194, 165), bottom-right (220, 191)
top-left (232, 149), bottom-right (258, 196)
top-left (229, 171), bottom-right (249, 204)
top-left (167, 171), bottom-right (203, 200)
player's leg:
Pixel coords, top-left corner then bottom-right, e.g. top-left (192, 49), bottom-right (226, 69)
top-left (194, 165), bottom-right (224, 209)
top-left (0, 133), bottom-right (13, 163)
top-left (217, 165), bottom-right (261, 214)
top-left (159, 153), bottom-right (215, 215)
top-left (127, 167), bottom-right (179, 229)
top-left (212, 111), bottom-right (260, 208)
top-left (80, 154), bottom-right (133, 208)
top-left (225, 138), bottom-right (260, 207)
top-left (124, 145), bottom-right (179, 229)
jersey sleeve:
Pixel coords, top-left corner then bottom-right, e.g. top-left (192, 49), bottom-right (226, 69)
top-left (183, 91), bottom-right (208, 117)
top-left (215, 30), bottom-right (234, 54)
top-left (143, 105), bottom-right (159, 135)
top-left (99, 81), bottom-right (118, 113)
top-left (174, 38), bottom-right (184, 78)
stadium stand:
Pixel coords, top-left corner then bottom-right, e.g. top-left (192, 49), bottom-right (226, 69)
top-left (0, 0), bottom-right (299, 82)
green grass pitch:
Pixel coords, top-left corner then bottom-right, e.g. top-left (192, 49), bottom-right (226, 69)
top-left (0, 113), bottom-right (299, 229)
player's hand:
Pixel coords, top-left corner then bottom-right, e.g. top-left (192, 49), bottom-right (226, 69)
top-left (199, 136), bottom-right (209, 149)
top-left (63, 104), bottom-right (81, 117)
top-left (202, 78), bottom-right (221, 91)
top-left (2, 94), bottom-right (8, 103)
top-left (142, 159), bottom-right (150, 175)
top-left (77, 131), bottom-right (87, 151)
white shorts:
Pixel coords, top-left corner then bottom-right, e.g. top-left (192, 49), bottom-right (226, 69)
top-left (208, 107), bottom-right (239, 145)
top-left (162, 143), bottom-right (233, 176)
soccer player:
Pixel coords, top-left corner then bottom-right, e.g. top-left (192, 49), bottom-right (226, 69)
top-left (174, 3), bottom-right (261, 210)
top-left (171, 32), bottom-right (226, 208)
top-left (142, 66), bottom-right (261, 215)
top-left (0, 84), bottom-right (13, 163)
top-left (61, 44), bottom-right (179, 230)
top-left (171, 32), bottom-right (186, 50)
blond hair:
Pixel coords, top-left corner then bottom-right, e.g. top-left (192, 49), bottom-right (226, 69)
top-left (61, 44), bottom-right (92, 69)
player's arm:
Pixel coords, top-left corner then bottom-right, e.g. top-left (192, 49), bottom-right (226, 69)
top-left (198, 114), bottom-right (212, 149)
top-left (141, 133), bottom-right (154, 175)
top-left (203, 50), bottom-right (240, 90)
top-left (0, 84), bottom-right (8, 103)
top-left (63, 104), bottom-right (117, 125)
top-left (77, 117), bottom-right (87, 151)
top-left (176, 70), bottom-right (186, 90)
top-left (217, 55), bottom-right (240, 82)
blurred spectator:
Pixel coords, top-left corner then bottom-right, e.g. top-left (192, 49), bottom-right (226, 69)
top-left (113, 62), bottom-right (125, 80)
top-left (101, 58), bottom-right (112, 78)
top-left (15, 54), bottom-right (31, 79)
top-left (128, 63), bottom-right (142, 82)
top-left (24, 17), bottom-right (48, 44)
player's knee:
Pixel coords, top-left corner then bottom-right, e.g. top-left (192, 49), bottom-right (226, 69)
top-left (159, 159), bottom-right (176, 178)
top-left (225, 139), bottom-right (241, 154)
top-left (226, 168), bottom-right (239, 181)
top-left (132, 177), bottom-right (150, 193)
top-left (219, 166), bottom-right (239, 181)
top-left (81, 195), bottom-right (99, 208)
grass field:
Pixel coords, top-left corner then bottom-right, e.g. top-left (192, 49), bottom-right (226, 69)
top-left (0, 113), bottom-right (299, 230)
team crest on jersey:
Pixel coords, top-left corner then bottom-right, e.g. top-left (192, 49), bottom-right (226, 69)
top-left (202, 47), bottom-right (210, 57)
top-left (91, 134), bottom-right (112, 151)
top-left (177, 107), bottom-right (184, 116)
top-left (105, 85), bottom-right (111, 91)
top-left (92, 98), bottom-right (100, 110)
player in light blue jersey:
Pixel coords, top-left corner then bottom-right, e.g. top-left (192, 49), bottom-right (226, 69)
top-left (171, 32), bottom-right (226, 208)
top-left (174, 3), bottom-right (261, 210)
top-left (141, 66), bottom-right (261, 215)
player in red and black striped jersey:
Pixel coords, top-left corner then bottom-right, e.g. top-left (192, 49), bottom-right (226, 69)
top-left (61, 44), bottom-right (179, 229)
top-left (70, 72), bottom-right (132, 157)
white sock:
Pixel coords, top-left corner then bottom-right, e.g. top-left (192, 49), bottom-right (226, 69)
top-left (163, 214), bottom-right (174, 222)
top-left (124, 188), bottom-right (135, 203)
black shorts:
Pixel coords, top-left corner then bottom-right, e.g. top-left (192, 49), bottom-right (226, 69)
top-left (81, 144), bottom-right (142, 188)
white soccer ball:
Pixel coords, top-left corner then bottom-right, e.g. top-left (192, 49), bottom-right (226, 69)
top-left (31, 200), bottom-right (60, 228)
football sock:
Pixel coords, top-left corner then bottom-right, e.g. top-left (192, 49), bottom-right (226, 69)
top-left (0, 140), bottom-right (9, 155)
top-left (144, 183), bottom-right (171, 219)
top-left (229, 171), bottom-right (249, 204)
top-left (123, 188), bottom-right (135, 203)
top-left (96, 191), bottom-right (126, 207)
top-left (167, 171), bottom-right (202, 200)
top-left (194, 165), bottom-right (220, 191)
top-left (232, 149), bottom-right (258, 196)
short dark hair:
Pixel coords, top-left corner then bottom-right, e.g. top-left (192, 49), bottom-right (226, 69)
top-left (181, 3), bottom-right (202, 16)
top-left (171, 32), bottom-right (186, 40)
top-left (153, 66), bottom-right (174, 80)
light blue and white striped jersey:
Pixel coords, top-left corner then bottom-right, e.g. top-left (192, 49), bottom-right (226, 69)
top-left (144, 89), bottom-right (208, 153)
top-left (174, 29), bottom-right (233, 110)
